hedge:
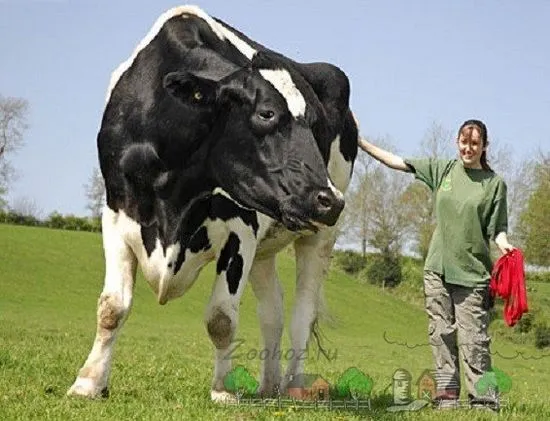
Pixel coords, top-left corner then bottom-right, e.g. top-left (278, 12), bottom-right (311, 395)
top-left (0, 210), bottom-right (101, 232)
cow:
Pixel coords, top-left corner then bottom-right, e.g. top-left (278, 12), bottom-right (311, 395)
top-left (67, 5), bottom-right (358, 402)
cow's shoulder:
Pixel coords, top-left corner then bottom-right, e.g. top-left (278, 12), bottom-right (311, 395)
top-left (295, 62), bottom-right (357, 164)
top-left (296, 62), bottom-right (351, 113)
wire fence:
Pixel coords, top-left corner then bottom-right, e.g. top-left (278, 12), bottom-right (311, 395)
top-left (433, 397), bottom-right (508, 411)
top-left (228, 397), bottom-right (372, 410)
top-left (228, 396), bottom-right (508, 411)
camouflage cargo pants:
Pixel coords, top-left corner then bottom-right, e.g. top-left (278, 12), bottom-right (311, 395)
top-left (424, 270), bottom-right (496, 402)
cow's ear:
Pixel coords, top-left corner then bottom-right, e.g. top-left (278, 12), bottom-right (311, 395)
top-left (163, 72), bottom-right (218, 106)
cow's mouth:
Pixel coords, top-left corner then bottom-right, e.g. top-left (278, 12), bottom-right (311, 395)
top-left (279, 189), bottom-right (344, 232)
top-left (280, 213), bottom-right (321, 233)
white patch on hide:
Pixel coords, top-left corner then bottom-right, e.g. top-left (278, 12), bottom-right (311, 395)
top-left (213, 187), bottom-right (254, 211)
top-left (328, 178), bottom-right (344, 201)
top-left (327, 135), bottom-right (353, 193)
top-left (109, 208), bottom-right (212, 304)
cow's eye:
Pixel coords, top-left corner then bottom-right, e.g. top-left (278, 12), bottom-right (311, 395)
top-left (258, 110), bottom-right (275, 121)
top-left (193, 91), bottom-right (203, 101)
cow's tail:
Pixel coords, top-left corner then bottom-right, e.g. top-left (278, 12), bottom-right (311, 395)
top-left (311, 283), bottom-right (337, 360)
top-left (157, 243), bottom-right (183, 305)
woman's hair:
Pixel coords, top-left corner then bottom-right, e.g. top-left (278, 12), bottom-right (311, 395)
top-left (458, 119), bottom-right (493, 171)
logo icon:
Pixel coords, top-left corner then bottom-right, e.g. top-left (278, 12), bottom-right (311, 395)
top-left (440, 176), bottom-right (452, 191)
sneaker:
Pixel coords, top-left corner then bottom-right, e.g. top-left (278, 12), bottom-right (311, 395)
top-left (433, 390), bottom-right (460, 410)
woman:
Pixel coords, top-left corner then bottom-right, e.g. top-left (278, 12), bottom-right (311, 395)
top-left (359, 119), bottom-right (514, 409)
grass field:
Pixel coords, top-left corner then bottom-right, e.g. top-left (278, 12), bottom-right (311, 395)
top-left (1, 224), bottom-right (549, 420)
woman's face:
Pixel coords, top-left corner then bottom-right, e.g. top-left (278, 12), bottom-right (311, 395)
top-left (457, 125), bottom-right (485, 168)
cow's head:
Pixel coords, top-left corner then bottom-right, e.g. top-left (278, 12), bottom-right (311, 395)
top-left (163, 60), bottom-right (344, 231)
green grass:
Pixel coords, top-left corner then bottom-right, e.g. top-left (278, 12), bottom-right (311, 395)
top-left (1, 224), bottom-right (549, 420)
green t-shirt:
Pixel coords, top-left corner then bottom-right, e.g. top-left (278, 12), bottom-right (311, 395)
top-left (405, 158), bottom-right (508, 287)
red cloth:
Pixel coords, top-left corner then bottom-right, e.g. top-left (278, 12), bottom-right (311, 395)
top-left (490, 249), bottom-right (528, 327)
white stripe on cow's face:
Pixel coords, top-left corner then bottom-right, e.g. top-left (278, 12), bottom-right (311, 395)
top-left (105, 5), bottom-right (257, 103)
top-left (259, 69), bottom-right (306, 118)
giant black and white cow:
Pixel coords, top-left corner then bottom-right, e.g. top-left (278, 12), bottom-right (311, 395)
top-left (68, 5), bottom-right (357, 401)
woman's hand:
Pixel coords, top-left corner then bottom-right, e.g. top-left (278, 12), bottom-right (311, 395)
top-left (498, 242), bottom-right (515, 254)
top-left (495, 232), bottom-right (515, 254)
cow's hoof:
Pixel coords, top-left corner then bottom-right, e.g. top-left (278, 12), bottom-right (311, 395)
top-left (210, 390), bottom-right (237, 404)
top-left (67, 378), bottom-right (107, 399)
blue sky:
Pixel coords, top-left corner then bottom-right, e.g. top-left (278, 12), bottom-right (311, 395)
top-left (1, 0), bottom-right (549, 216)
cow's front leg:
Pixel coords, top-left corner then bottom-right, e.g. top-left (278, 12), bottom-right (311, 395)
top-left (282, 228), bottom-right (336, 392)
top-left (206, 226), bottom-right (257, 403)
top-left (68, 209), bottom-right (137, 398)
top-left (249, 256), bottom-right (283, 397)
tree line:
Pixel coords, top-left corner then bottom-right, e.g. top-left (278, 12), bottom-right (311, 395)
top-left (0, 209), bottom-right (101, 232)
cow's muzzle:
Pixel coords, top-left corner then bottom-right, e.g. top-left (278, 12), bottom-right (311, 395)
top-left (279, 187), bottom-right (345, 232)
top-left (311, 188), bottom-right (345, 227)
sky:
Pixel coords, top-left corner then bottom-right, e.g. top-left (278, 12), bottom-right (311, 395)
top-left (1, 0), bottom-right (549, 216)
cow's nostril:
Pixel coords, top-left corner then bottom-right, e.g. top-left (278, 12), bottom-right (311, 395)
top-left (310, 189), bottom-right (345, 227)
top-left (316, 191), bottom-right (333, 210)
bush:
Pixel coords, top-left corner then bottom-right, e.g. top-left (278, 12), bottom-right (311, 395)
top-left (333, 250), bottom-right (367, 275)
top-left (46, 212), bottom-right (66, 229)
top-left (401, 258), bottom-right (424, 289)
top-left (516, 311), bottom-right (535, 334)
top-left (0, 210), bottom-right (42, 226)
top-left (534, 323), bottom-right (550, 349)
top-left (363, 253), bottom-right (402, 288)
top-left (526, 271), bottom-right (550, 284)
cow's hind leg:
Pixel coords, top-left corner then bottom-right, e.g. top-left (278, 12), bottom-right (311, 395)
top-left (249, 256), bottom-right (284, 397)
top-left (206, 225), bottom-right (257, 403)
top-left (282, 228), bottom-right (336, 391)
top-left (68, 209), bottom-right (137, 398)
